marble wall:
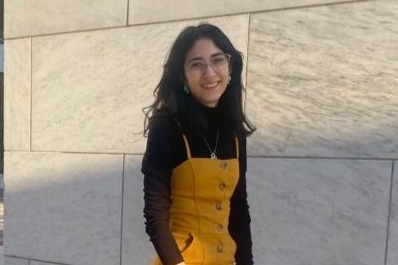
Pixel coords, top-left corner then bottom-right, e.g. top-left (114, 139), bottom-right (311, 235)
top-left (3, 0), bottom-right (398, 264)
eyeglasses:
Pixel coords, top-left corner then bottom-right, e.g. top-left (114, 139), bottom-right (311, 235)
top-left (185, 53), bottom-right (231, 75)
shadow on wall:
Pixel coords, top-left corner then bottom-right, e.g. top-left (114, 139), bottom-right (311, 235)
top-left (4, 153), bottom-right (153, 265)
top-left (2, 132), bottom-right (398, 265)
top-left (244, 109), bottom-right (398, 264)
top-left (247, 156), bottom-right (395, 265)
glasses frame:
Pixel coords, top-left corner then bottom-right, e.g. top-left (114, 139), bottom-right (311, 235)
top-left (184, 53), bottom-right (232, 76)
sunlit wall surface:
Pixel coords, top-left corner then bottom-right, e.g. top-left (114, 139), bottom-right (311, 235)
top-left (3, 0), bottom-right (398, 264)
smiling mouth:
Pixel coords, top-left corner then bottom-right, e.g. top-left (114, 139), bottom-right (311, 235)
top-left (202, 81), bottom-right (220, 89)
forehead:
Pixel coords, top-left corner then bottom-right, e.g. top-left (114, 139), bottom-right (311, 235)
top-left (185, 38), bottom-right (223, 60)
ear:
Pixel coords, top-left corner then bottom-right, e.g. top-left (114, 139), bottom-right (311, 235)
top-left (180, 73), bottom-right (189, 93)
top-left (183, 85), bottom-right (190, 94)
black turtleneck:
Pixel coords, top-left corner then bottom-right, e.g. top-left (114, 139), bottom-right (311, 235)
top-left (142, 105), bottom-right (253, 265)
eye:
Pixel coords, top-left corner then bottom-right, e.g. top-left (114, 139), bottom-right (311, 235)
top-left (211, 54), bottom-right (229, 67)
top-left (212, 55), bottom-right (225, 63)
top-left (187, 60), bottom-right (205, 71)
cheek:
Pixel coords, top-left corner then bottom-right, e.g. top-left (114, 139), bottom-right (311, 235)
top-left (222, 70), bottom-right (231, 84)
top-left (185, 74), bottom-right (198, 87)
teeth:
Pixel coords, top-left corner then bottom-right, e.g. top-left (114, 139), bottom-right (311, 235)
top-left (203, 82), bottom-right (218, 88)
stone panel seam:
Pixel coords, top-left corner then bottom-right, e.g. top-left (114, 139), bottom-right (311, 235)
top-left (238, 0), bottom-right (378, 16)
top-left (244, 13), bottom-right (251, 116)
top-left (3, 0), bottom-right (380, 40)
top-left (4, 255), bottom-right (71, 265)
top-left (29, 37), bottom-right (32, 153)
top-left (248, 155), bottom-right (398, 161)
top-left (126, 0), bottom-right (377, 27)
top-left (4, 25), bottom-right (132, 41)
top-left (384, 160), bottom-right (395, 265)
top-left (15, 150), bottom-right (138, 156)
top-left (126, 0), bottom-right (130, 26)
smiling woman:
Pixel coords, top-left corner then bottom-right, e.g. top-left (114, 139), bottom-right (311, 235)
top-left (141, 23), bottom-right (256, 265)
top-left (184, 42), bottom-right (231, 108)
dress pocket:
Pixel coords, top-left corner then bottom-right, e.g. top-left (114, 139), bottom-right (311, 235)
top-left (175, 233), bottom-right (204, 263)
top-left (150, 256), bottom-right (162, 265)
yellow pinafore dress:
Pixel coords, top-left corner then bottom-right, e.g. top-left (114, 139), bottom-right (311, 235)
top-left (151, 134), bottom-right (239, 265)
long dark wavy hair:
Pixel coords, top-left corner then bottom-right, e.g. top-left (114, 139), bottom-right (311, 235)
top-left (143, 23), bottom-right (255, 138)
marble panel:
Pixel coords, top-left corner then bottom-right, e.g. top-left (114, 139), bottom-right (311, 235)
top-left (121, 155), bottom-right (154, 265)
top-left (31, 15), bottom-right (249, 154)
top-left (128, 0), bottom-right (354, 25)
top-left (246, 0), bottom-right (398, 158)
top-left (4, 0), bottom-right (127, 39)
top-left (387, 161), bottom-right (398, 265)
top-left (247, 158), bottom-right (391, 265)
top-left (3, 257), bottom-right (28, 265)
top-left (3, 151), bottom-right (124, 265)
top-left (3, 38), bottom-right (31, 151)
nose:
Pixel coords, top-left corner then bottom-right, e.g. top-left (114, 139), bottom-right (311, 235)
top-left (202, 63), bottom-right (217, 76)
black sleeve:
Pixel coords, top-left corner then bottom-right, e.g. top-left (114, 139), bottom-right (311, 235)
top-left (228, 137), bottom-right (254, 265)
top-left (141, 118), bottom-right (184, 265)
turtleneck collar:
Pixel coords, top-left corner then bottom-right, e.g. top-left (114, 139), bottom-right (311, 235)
top-left (197, 104), bottom-right (220, 132)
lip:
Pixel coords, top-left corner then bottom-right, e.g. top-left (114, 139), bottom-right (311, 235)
top-left (201, 81), bottom-right (220, 89)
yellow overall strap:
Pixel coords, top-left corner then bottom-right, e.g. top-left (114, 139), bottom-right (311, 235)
top-left (181, 134), bottom-right (192, 159)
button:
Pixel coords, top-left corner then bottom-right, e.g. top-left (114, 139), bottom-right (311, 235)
top-left (215, 203), bottom-right (222, 211)
top-left (217, 245), bottom-right (224, 253)
top-left (220, 162), bottom-right (228, 169)
top-left (216, 224), bottom-right (223, 231)
top-left (219, 182), bottom-right (226, 190)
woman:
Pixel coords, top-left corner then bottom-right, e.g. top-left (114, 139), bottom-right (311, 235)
top-left (142, 23), bottom-right (256, 265)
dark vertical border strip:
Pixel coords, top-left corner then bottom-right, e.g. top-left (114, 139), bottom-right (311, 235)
top-left (120, 154), bottom-right (126, 265)
top-left (384, 160), bottom-right (395, 265)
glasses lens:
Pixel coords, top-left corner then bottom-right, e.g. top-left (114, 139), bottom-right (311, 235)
top-left (211, 54), bottom-right (230, 71)
top-left (186, 60), bottom-right (206, 73)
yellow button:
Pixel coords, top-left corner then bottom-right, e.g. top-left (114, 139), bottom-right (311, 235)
top-left (216, 224), bottom-right (223, 231)
top-left (220, 162), bottom-right (228, 169)
top-left (215, 203), bottom-right (222, 211)
top-left (219, 182), bottom-right (226, 190)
